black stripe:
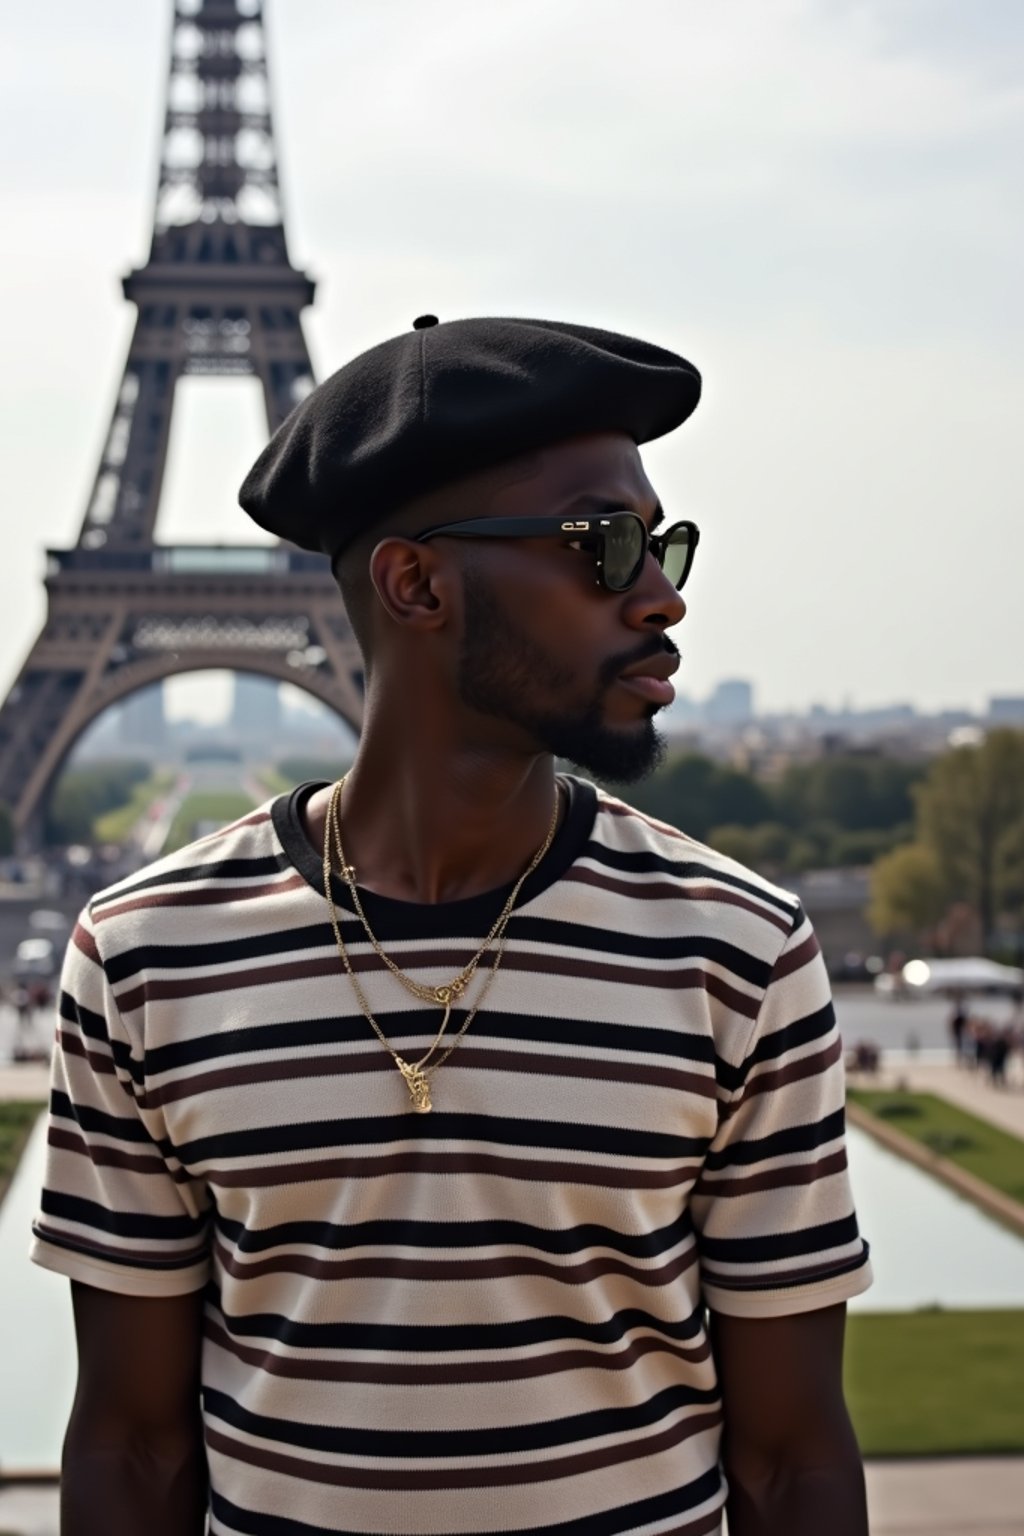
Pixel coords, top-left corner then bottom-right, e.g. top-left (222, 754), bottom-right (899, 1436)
top-left (101, 915), bottom-right (772, 988)
top-left (91, 851), bottom-right (292, 908)
top-left (706, 1245), bottom-right (871, 1293)
top-left (50, 1088), bottom-right (152, 1145)
top-left (203, 1379), bottom-right (719, 1459)
top-left (742, 1001), bottom-right (836, 1072)
top-left (702, 1107), bottom-right (846, 1171)
top-left (698, 1213), bottom-right (862, 1263)
top-left (59, 991), bottom-right (111, 1045)
top-left (209, 1292), bottom-right (706, 1353)
top-left (217, 1206), bottom-right (695, 1261)
top-left (40, 1188), bottom-right (208, 1241)
top-left (140, 1006), bottom-right (721, 1077)
top-left (178, 1111), bottom-right (709, 1166)
top-left (210, 1467), bottom-right (722, 1536)
top-left (32, 1223), bottom-right (207, 1273)
top-left (584, 841), bottom-right (798, 918)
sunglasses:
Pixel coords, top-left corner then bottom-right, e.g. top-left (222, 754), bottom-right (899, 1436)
top-left (415, 512), bottom-right (700, 594)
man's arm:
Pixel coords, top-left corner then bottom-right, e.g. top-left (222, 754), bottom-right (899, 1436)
top-left (710, 1302), bottom-right (868, 1536)
top-left (62, 1282), bottom-right (208, 1536)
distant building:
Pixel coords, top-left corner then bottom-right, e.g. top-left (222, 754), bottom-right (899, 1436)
top-left (230, 675), bottom-right (283, 740)
top-left (988, 697), bottom-right (1024, 725)
top-left (705, 679), bottom-right (754, 725)
top-left (120, 684), bottom-right (167, 750)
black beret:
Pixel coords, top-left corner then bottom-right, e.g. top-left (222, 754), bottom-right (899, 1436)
top-left (238, 315), bottom-right (701, 560)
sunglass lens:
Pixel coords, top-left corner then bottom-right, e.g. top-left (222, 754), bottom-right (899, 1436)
top-left (602, 518), bottom-right (646, 590)
top-left (662, 527), bottom-right (693, 589)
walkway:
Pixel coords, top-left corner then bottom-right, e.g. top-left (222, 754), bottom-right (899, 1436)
top-left (3, 1459), bottom-right (1023, 1535)
top-left (860, 1058), bottom-right (1024, 1140)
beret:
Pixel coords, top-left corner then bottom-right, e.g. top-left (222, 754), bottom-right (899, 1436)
top-left (238, 315), bottom-right (701, 560)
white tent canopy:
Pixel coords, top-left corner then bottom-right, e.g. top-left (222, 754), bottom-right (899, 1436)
top-left (900, 957), bottom-right (1023, 995)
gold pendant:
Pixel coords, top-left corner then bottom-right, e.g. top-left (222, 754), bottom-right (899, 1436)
top-left (396, 1057), bottom-right (433, 1113)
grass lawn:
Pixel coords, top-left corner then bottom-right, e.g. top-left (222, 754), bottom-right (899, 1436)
top-left (93, 768), bottom-right (176, 844)
top-left (848, 1088), bottom-right (1024, 1206)
top-left (163, 790), bottom-right (256, 854)
top-left (0, 1102), bottom-right (44, 1207)
top-left (846, 1310), bottom-right (1024, 1456)
top-left (256, 765), bottom-right (292, 798)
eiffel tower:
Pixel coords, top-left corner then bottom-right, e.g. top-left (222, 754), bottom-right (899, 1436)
top-left (0, 0), bottom-right (364, 848)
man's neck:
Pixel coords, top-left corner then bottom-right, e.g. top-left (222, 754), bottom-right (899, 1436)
top-left (301, 703), bottom-right (562, 906)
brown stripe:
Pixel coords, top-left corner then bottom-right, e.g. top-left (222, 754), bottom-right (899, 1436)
top-left (72, 920), bottom-right (100, 966)
top-left (47, 1124), bottom-right (183, 1180)
top-left (193, 809), bottom-right (272, 843)
top-left (116, 949), bottom-right (761, 1019)
top-left (452, 1046), bottom-right (717, 1098)
top-left (771, 929), bottom-right (819, 981)
top-left (140, 1043), bottom-right (718, 1111)
top-left (212, 1234), bottom-right (698, 1289)
top-left (94, 872), bottom-right (307, 923)
top-left (33, 1221), bottom-right (207, 1270)
top-left (204, 1149), bottom-right (703, 1192)
top-left (498, 949), bottom-right (762, 1016)
top-left (565, 864), bottom-right (791, 933)
top-left (204, 1317), bottom-right (712, 1386)
top-left (730, 1037), bottom-right (843, 1106)
top-left (694, 1147), bottom-right (849, 1199)
top-left (204, 1405), bottom-right (724, 1492)
top-left (602, 798), bottom-right (694, 841)
top-left (58, 1029), bottom-right (117, 1076)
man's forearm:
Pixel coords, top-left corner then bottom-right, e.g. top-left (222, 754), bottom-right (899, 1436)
top-left (725, 1450), bottom-right (868, 1536)
top-left (61, 1432), bottom-right (208, 1535)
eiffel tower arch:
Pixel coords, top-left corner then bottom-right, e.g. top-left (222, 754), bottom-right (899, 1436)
top-left (0, 0), bottom-right (364, 849)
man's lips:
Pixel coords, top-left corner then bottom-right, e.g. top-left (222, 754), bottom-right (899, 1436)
top-left (616, 653), bottom-right (679, 707)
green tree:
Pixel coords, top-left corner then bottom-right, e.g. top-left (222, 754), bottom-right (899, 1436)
top-left (773, 756), bottom-right (924, 833)
top-left (868, 843), bottom-right (948, 940)
top-left (914, 730), bottom-right (1024, 943)
top-left (46, 761), bottom-right (151, 845)
top-left (707, 822), bottom-right (793, 877)
top-left (617, 754), bottom-right (772, 841)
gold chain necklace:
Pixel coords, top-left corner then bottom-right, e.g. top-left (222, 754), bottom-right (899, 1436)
top-left (322, 777), bottom-right (560, 1112)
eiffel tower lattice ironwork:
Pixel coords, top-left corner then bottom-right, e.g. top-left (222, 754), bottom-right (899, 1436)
top-left (0, 0), bottom-right (365, 847)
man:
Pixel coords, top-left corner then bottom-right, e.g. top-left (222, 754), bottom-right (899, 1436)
top-left (33, 315), bottom-right (871, 1535)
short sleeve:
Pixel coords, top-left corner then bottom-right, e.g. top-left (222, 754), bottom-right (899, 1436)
top-left (691, 908), bottom-right (872, 1318)
top-left (30, 909), bottom-right (212, 1296)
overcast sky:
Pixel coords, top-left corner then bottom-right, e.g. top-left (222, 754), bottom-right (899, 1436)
top-left (1, 0), bottom-right (1021, 721)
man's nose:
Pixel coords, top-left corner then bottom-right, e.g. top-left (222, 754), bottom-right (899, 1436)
top-left (621, 554), bottom-right (687, 630)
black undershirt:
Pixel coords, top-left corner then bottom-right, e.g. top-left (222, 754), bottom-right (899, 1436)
top-left (272, 774), bottom-right (599, 943)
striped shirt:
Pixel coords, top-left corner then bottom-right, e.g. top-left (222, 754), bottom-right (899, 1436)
top-left (32, 776), bottom-right (871, 1536)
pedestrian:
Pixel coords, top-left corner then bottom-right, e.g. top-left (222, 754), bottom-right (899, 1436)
top-left (988, 1026), bottom-right (1012, 1088)
top-left (11, 981), bottom-right (35, 1061)
top-left (949, 993), bottom-right (968, 1063)
top-left (31, 317), bottom-right (872, 1536)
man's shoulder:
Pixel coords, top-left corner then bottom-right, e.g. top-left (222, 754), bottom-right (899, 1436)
top-left (82, 793), bottom-right (291, 945)
top-left (591, 785), bottom-right (801, 937)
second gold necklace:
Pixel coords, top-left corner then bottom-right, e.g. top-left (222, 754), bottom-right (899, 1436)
top-left (323, 778), bottom-right (560, 1112)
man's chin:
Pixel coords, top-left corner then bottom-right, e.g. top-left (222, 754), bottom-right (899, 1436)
top-left (555, 718), bottom-right (666, 785)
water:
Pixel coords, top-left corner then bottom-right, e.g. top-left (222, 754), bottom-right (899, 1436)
top-left (2, 1098), bottom-right (1023, 1472)
top-left (0, 1115), bottom-right (76, 1474)
top-left (846, 1121), bottom-right (1024, 1311)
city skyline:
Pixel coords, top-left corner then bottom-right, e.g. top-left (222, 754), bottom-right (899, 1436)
top-left (2, 0), bottom-right (1022, 720)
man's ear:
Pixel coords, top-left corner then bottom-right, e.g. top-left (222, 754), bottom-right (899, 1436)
top-left (368, 537), bottom-right (453, 631)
